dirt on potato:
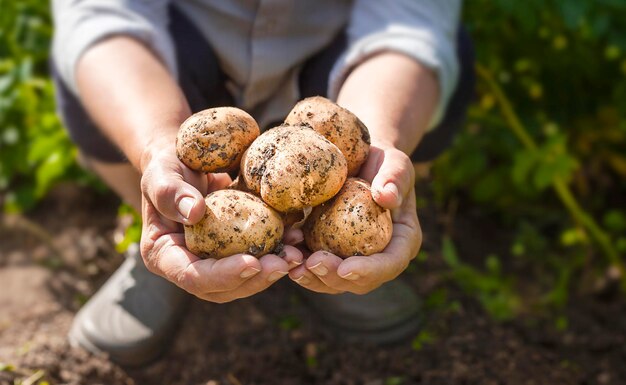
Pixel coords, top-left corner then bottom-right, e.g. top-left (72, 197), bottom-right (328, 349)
top-left (1, 183), bottom-right (625, 385)
top-left (241, 125), bottom-right (347, 213)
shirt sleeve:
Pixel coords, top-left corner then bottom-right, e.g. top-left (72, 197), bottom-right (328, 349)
top-left (328, 0), bottom-right (462, 129)
top-left (51, 0), bottom-right (176, 96)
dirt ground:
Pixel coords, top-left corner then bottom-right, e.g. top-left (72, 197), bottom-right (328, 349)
top-left (1, 183), bottom-right (625, 385)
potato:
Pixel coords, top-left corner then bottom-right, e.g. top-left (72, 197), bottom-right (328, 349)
top-left (177, 107), bottom-right (260, 173)
top-left (285, 96), bottom-right (370, 176)
top-left (303, 178), bottom-right (392, 258)
top-left (241, 125), bottom-right (348, 213)
top-left (185, 189), bottom-right (284, 259)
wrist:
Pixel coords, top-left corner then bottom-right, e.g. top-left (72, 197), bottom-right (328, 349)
top-left (369, 137), bottom-right (399, 152)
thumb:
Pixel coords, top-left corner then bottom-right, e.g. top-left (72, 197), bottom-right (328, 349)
top-left (370, 149), bottom-right (414, 209)
top-left (142, 168), bottom-right (207, 225)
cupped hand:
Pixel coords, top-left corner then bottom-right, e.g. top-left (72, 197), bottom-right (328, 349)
top-left (288, 144), bottom-right (422, 294)
top-left (139, 146), bottom-right (303, 303)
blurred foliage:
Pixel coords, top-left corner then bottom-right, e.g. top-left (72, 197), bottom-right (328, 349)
top-left (432, 0), bottom-right (626, 318)
top-left (1, 0), bottom-right (625, 320)
top-left (0, 0), bottom-right (98, 212)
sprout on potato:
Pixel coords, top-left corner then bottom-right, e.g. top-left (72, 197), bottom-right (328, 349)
top-left (241, 125), bottom-right (348, 213)
top-left (285, 96), bottom-right (370, 176)
top-left (176, 107), bottom-right (260, 173)
top-left (185, 189), bottom-right (284, 259)
top-left (303, 178), bottom-right (392, 258)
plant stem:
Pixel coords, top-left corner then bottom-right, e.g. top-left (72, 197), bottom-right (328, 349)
top-left (475, 63), bottom-right (623, 273)
top-left (552, 178), bottom-right (621, 266)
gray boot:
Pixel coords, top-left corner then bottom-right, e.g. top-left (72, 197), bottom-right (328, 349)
top-left (303, 279), bottom-right (422, 344)
top-left (68, 244), bottom-right (190, 366)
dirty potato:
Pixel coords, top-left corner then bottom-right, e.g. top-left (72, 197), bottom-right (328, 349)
top-left (285, 96), bottom-right (370, 176)
top-left (185, 189), bottom-right (284, 259)
top-left (303, 178), bottom-right (392, 258)
top-left (241, 125), bottom-right (348, 213)
top-left (177, 107), bottom-right (260, 173)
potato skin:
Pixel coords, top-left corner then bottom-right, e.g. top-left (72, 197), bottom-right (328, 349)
top-left (303, 178), bottom-right (392, 258)
top-left (285, 96), bottom-right (370, 176)
top-left (176, 107), bottom-right (260, 173)
top-left (241, 125), bottom-right (348, 213)
top-left (184, 189), bottom-right (284, 259)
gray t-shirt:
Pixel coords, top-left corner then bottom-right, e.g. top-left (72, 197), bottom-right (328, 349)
top-left (52, 0), bottom-right (461, 129)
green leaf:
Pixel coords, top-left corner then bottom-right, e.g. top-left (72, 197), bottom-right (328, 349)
top-left (411, 330), bottom-right (435, 351)
top-left (531, 136), bottom-right (579, 190)
top-left (485, 255), bottom-right (501, 274)
top-left (115, 222), bottom-right (142, 254)
top-left (385, 377), bottom-right (405, 385)
top-left (560, 228), bottom-right (587, 246)
top-left (34, 150), bottom-right (70, 198)
top-left (512, 149), bottom-right (539, 187)
top-left (472, 172), bottom-right (503, 202)
top-left (0, 71), bottom-right (15, 93)
top-left (441, 237), bottom-right (460, 267)
top-left (3, 184), bottom-right (36, 213)
top-left (448, 151), bottom-right (487, 186)
top-left (277, 315), bottom-right (301, 331)
top-left (603, 210), bottom-right (626, 233)
top-left (1, 126), bottom-right (18, 144)
top-left (616, 237), bottom-right (626, 253)
top-left (27, 130), bottom-right (66, 164)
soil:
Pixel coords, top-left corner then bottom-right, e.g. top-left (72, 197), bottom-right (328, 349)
top-left (1, 183), bottom-right (624, 385)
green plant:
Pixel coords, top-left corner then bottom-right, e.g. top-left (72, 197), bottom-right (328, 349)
top-left (0, 0), bottom-right (97, 212)
top-left (433, 0), bottom-right (626, 314)
top-left (441, 237), bottom-right (521, 320)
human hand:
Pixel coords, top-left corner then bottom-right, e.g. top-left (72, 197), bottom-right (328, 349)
top-left (288, 144), bottom-right (422, 294)
top-left (139, 145), bottom-right (303, 303)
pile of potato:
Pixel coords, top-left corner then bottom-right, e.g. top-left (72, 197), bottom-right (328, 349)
top-left (176, 96), bottom-right (392, 259)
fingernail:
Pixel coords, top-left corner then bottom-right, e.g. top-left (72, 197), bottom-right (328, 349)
top-left (288, 260), bottom-right (303, 268)
top-left (240, 266), bottom-right (261, 278)
top-left (309, 262), bottom-right (328, 276)
top-left (178, 197), bottom-right (195, 219)
top-left (384, 183), bottom-right (402, 206)
top-left (268, 271), bottom-right (288, 282)
top-left (294, 275), bottom-right (311, 285)
top-left (289, 234), bottom-right (304, 244)
top-left (340, 272), bottom-right (361, 281)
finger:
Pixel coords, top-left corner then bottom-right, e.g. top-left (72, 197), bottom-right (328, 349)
top-left (304, 251), bottom-right (374, 294)
top-left (183, 252), bottom-right (268, 293)
top-left (288, 264), bottom-right (343, 294)
top-left (141, 161), bottom-right (207, 225)
top-left (207, 172), bottom-right (233, 192)
top-left (141, 206), bottom-right (263, 294)
top-left (283, 227), bottom-right (304, 245)
top-left (200, 253), bottom-right (291, 303)
top-left (370, 150), bottom-right (415, 209)
top-left (358, 146), bottom-right (384, 183)
top-left (281, 244), bottom-right (304, 269)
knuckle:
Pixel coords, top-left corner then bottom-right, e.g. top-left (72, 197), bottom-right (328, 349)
top-left (152, 181), bottom-right (176, 210)
top-left (140, 241), bottom-right (160, 275)
top-left (152, 179), bottom-right (177, 201)
top-left (176, 265), bottom-right (200, 294)
top-left (140, 173), bottom-right (151, 198)
top-left (413, 228), bottom-right (423, 255)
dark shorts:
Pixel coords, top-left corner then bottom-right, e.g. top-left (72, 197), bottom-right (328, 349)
top-left (52, 5), bottom-right (474, 164)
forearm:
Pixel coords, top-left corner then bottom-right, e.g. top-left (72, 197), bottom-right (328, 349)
top-left (336, 52), bottom-right (439, 155)
top-left (76, 36), bottom-right (190, 171)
